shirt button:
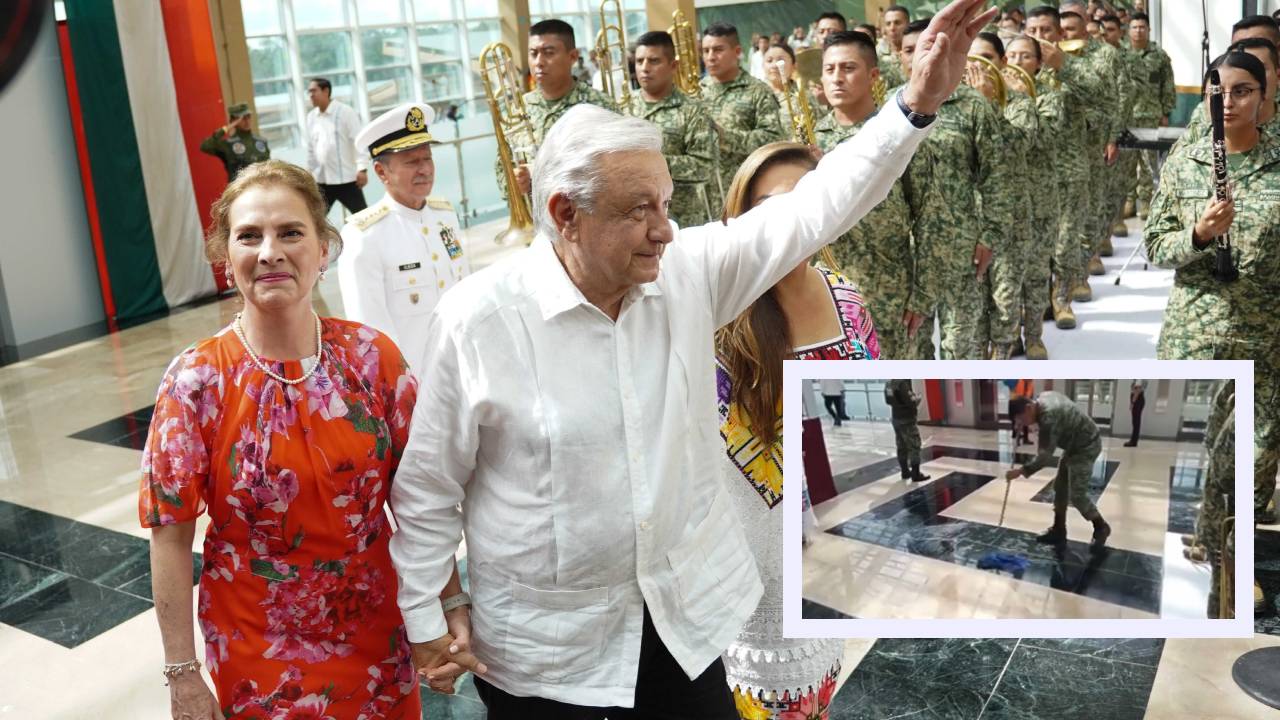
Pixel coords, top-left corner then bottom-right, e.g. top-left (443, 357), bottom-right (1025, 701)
top-left (432, 253), bottom-right (439, 261)
top-left (409, 277), bottom-right (416, 285)
top-left (438, 280), bottom-right (446, 288)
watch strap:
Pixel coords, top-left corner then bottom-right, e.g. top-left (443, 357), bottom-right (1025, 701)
top-left (441, 591), bottom-right (471, 613)
top-left (896, 90), bottom-right (937, 129)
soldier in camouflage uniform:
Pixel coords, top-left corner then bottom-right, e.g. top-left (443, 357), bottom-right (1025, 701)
top-left (885, 379), bottom-right (930, 482)
top-left (900, 20), bottom-right (1012, 361)
top-left (495, 20), bottom-right (615, 202)
top-left (1188, 380), bottom-right (1233, 556)
top-left (630, 31), bottom-right (719, 228)
top-left (876, 5), bottom-right (911, 90)
top-left (1145, 53), bottom-right (1279, 533)
top-left (815, 32), bottom-right (945, 360)
top-left (1006, 34), bottom-right (1065, 359)
top-left (1099, 14), bottom-right (1137, 246)
top-left (968, 33), bottom-right (1039, 360)
top-left (701, 22), bottom-right (785, 216)
top-left (1006, 390), bottom-right (1113, 553)
top-left (1172, 37), bottom-right (1279, 159)
top-left (199, 103), bottom-right (270, 181)
top-left (1059, 5), bottom-right (1123, 294)
top-left (1124, 13), bottom-right (1176, 213)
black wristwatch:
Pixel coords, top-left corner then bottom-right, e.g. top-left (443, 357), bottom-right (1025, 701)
top-left (896, 91), bottom-right (937, 129)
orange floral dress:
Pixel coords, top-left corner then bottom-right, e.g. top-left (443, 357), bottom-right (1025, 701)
top-left (139, 318), bottom-right (422, 720)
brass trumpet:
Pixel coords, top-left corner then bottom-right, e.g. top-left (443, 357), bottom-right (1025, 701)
top-left (669, 9), bottom-right (700, 97)
top-left (966, 54), bottom-right (1007, 108)
top-left (480, 42), bottom-right (537, 246)
top-left (778, 48), bottom-right (822, 145)
top-left (596, 0), bottom-right (633, 108)
top-left (1059, 37), bottom-right (1088, 54)
top-left (1002, 63), bottom-right (1038, 100)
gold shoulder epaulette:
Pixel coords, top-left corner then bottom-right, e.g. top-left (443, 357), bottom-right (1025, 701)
top-left (352, 204), bottom-right (390, 231)
top-left (426, 196), bottom-right (453, 211)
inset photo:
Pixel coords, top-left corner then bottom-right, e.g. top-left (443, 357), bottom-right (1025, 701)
top-left (783, 362), bottom-right (1256, 638)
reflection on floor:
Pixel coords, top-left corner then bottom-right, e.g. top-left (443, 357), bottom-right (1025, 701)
top-left (807, 421), bottom-right (1212, 620)
top-left (1, 219), bottom-right (1278, 717)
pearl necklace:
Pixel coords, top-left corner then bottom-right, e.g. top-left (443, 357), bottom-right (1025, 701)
top-left (232, 311), bottom-right (323, 386)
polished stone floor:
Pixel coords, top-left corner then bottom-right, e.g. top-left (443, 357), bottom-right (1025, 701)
top-left (804, 420), bottom-right (1264, 622)
top-left (2, 219), bottom-right (1279, 717)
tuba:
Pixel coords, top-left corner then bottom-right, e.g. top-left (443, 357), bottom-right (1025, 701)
top-left (779, 48), bottom-right (822, 145)
top-left (596, 0), bottom-right (633, 108)
top-left (669, 10), bottom-right (701, 97)
top-left (1002, 63), bottom-right (1038, 100)
top-left (966, 55), bottom-right (1008, 108)
top-left (480, 42), bottom-right (537, 246)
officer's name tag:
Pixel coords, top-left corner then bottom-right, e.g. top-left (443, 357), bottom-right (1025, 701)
top-left (399, 262), bottom-right (422, 271)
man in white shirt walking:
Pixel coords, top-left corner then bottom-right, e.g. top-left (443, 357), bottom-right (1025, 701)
top-left (388, 1), bottom-right (997, 715)
top-left (306, 77), bottom-right (369, 213)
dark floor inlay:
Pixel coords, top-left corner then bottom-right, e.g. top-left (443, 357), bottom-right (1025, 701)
top-left (980, 641), bottom-right (1163, 719)
top-left (0, 500), bottom-right (199, 646)
top-left (420, 672), bottom-right (486, 719)
top-left (1167, 465), bottom-right (1205, 537)
top-left (68, 406), bottom-right (154, 450)
top-left (833, 444), bottom-right (1046, 496)
top-left (802, 599), bottom-right (854, 619)
top-left (1028, 459), bottom-right (1121, 504)
top-left (825, 472), bottom-right (1163, 614)
top-left (1257, 528), bottom-right (1280, 636)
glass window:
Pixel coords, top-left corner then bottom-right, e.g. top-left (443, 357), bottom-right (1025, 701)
top-left (362, 27), bottom-right (410, 68)
top-left (293, 0), bottom-right (346, 30)
top-left (532, 15), bottom-right (588, 53)
top-left (422, 62), bottom-right (466, 101)
top-left (259, 123), bottom-right (299, 151)
top-left (367, 66), bottom-right (413, 112)
top-left (298, 32), bottom-right (354, 74)
top-left (466, 18), bottom-right (502, 58)
top-left (309, 73), bottom-right (357, 107)
top-left (461, 134), bottom-right (503, 216)
top-left (241, 0), bottom-right (282, 35)
top-left (412, 0), bottom-right (455, 21)
top-left (417, 23), bottom-right (463, 63)
top-left (247, 36), bottom-right (290, 79)
top-left (356, 0), bottom-right (404, 25)
top-left (531, 0), bottom-right (584, 12)
top-left (252, 79), bottom-right (296, 126)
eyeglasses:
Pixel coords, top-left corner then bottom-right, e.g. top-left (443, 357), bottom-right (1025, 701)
top-left (1213, 85), bottom-right (1261, 101)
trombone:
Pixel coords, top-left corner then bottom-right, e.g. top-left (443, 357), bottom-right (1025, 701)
top-left (669, 9), bottom-right (700, 97)
top-left (479, 42), bottom-right (537, 246)
top-left (596, 0), bottom-right (633, 108)
top-left (966, 54), bottom-right (1008, 108)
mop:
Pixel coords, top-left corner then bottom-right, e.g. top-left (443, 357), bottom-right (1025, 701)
top-left (977, 471), bottom-right (1029, 578)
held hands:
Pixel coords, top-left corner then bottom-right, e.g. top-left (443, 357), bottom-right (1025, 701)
top-left (168, 672), bottom-right (225, 720)
top-left (1193, 196), bottom-right (1235, 245)
top-left (903, 0), bottom-right (1001, 116)
top-left (411, 607), bottom-right (488, 695)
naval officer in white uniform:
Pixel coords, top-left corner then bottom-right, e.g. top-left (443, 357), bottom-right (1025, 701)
top-left (339, 102), bottom-right (471, 371)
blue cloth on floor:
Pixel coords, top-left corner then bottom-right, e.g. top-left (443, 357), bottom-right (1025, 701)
top-left (977, 552), bottom-right (1029, 578)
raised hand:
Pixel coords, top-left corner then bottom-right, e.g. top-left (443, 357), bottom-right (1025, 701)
top-left (903, 0), bottom-right (1001, 115)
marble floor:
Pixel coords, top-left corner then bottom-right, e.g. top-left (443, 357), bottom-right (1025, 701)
top-left (803, 420), bottom-right (1250, 621)
top-left (2, 220), bottom-right (1279, 718)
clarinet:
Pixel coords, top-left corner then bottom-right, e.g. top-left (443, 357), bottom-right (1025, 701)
top-left (1207, 69), bottom-right (1240, 282)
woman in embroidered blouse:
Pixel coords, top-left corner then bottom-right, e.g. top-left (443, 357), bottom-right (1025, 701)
top-left (140, 161), bottom-right (471, 719)
top-left (716, 142), bottom-right (877, 720)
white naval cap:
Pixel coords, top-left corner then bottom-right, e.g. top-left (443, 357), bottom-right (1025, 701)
top-left (355, 102), bottom-right (437, 159)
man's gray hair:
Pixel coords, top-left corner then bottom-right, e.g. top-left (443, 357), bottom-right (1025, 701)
top-left (531, 104), bottom-right (663, 238)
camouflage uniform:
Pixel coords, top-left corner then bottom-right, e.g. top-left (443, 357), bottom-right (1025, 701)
top-left (1145, 133), bottom-right (1280, 523)
top-left (199, 127), bottom-right (270, 180)
top-left (1172, 101), bottom-right (1280, 158)
top-left (814, 111), bottom-right (947, 359)
top-left (911, 85), bottom-right (1013, 360)
top-left (983, 91), bottom-right (1040, 354)
top-left (1066, 39), bottom-right (1124, 261)
top-left (1022, 390), bottom-right (1104, 521)
top-left (1201, 383), bottom-right (1235, 618)
top-left (494, 81), bottom-right (616, 200)
top-left (627, 89), bottom-right (719, 228)
top-left (1126, 42), bottom-right (1176, 204)
top-left (1105, 46), bottom-right (1139, 229)
top-left (701, 69), bottom-right (785, 213)
top-left (1022, 75), bottom-right (1066, 347)
top-left (884, 379), bottom-right (923, 471)
top-left (1036, 66), bottom-right (1088, 298)
top-left (772, 83), bottom-right (830, 146)
top-left (878, 51), bottom-right (907, 91)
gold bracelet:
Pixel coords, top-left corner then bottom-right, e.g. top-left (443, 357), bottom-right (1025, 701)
top-left (162, 659), bottom-right (201, 686)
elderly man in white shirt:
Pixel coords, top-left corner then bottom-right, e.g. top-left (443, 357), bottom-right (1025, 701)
top-left (306, 77), bottom-right (369, 213)
top-left (388, 1), bottom-right (997, 716)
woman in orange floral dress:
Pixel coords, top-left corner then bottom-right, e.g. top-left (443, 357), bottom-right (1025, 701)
top-left (141, 161), bottom-right (465, 719)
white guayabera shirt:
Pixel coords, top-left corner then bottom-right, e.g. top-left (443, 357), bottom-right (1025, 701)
top-left (389, 95), bottom-right (929, 707)
top-left (306, 99), bottom-right (368, 185)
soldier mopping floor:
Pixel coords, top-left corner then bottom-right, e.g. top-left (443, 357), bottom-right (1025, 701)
top-left (1005, 390), bottom-right (1112, 553)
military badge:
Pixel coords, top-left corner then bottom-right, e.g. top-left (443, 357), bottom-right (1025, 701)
top-left (255, 140), bottom-right (266, 152)
top-left (232, 142), bottom-right (246, 155)
top-left (439, 224), bottom-right (463, 260)
top-left (406, 106), bottom-right (426, 132)
top-left (410, 293), bottom-right (420, 304)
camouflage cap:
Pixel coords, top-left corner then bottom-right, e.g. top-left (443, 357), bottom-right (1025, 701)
top-left (228, 103), bottom-right (251, 119)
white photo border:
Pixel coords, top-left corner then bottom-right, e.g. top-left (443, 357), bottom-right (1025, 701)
top-left (781, 359), bottom-right (1254, 639)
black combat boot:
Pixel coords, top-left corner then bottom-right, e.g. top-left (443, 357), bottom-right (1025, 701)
top-left (909, 462), bottom-right (931, 483)
top-left (1090, 514), bottom-right (1112, 554)
top-left (1036, 509), bottom-right (1067, 544)
top-left (898, 453), bottom-right (911, 480)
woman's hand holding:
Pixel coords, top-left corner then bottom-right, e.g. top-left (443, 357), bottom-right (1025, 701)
top-left (169, 671), bottom-right (224, 720)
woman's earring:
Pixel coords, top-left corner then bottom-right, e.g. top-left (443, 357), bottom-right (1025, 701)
top-left (319, 266), bottom-right (328, 281)
top-left (224, 267), bottom-right (234, 285)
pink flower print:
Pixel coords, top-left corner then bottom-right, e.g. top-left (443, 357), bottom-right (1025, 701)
top-left (261, 563), bottom-right (382, 663)
top-left (173, 363), bottom-right (222, 426)
top-left (332, 470), bottom-right (385, 552)
top-left (249, 468), bottom-right (299, 513)
top-left (229, 677), bottom-right (261, 714)
top-left (305, 367), bottom-right (347, 421)
top-left (200, 615), bottom-right (230, 677)
top-left (204, 539), bottom-right (241, 582)
top-left (271, 693), bottom-right (335, 720)
top-left (265, 384), bottom-right (301, 437)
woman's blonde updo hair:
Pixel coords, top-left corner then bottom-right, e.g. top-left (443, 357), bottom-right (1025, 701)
top-left (204, 159), bottom-right (342, 266)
